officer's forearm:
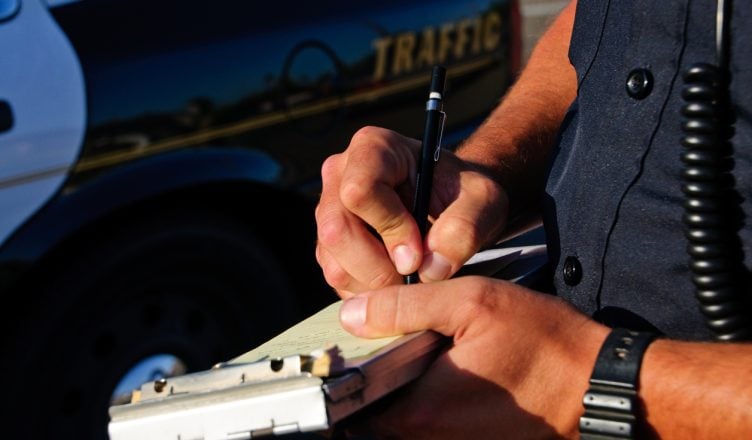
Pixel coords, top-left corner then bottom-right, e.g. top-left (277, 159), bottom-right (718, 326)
top-left (639, 339), bottom-right (752, 438)
top-left (456, 0), bottom-right (577, 212)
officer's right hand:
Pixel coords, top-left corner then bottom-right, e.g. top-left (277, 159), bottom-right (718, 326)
top-left (315, 125), bottom-right (509, 296)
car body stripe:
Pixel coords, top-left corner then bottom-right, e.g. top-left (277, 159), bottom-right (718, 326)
top-left (74, 56), bottom-right (497, 173)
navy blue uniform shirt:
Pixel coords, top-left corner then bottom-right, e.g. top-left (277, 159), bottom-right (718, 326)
top-left (544, 0), bottom-right (751, 340)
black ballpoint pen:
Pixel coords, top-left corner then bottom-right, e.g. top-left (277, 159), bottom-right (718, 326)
top-left (405, 65), bottom-right (447, 284)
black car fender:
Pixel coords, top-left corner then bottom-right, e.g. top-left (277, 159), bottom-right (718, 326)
top-left (0, 146), bottom-right (306, 289)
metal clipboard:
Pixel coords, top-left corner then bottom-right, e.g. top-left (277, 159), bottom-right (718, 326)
top-left (108, 325), bottom-right (445, 440)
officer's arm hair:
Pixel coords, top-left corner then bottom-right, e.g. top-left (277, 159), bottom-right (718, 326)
top-left (456, 0), bottom-right (578, 212)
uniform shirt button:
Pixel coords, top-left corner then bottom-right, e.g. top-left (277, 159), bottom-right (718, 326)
top-left (626, 68), bottom-right (653, 99)
top-left (562, 256), bottom-right (583, 286)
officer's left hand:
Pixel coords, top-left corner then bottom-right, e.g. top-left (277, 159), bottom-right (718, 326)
top-left (338, 276), bottom-right (609, 439)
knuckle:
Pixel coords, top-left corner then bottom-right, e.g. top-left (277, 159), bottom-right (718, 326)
top-left (315, 244), bottom-right (352, 291)
top-left (455, 277), bottom-right (498, 322)
top-left (437, 216), bottom-right (482, 257)
top-left (320, 154), bottom-right (341, 182)
top-left (316, 212), bottom-right (348, 248)
top-left (340, 174), bottom-right (372, 212)
top-left (367, 270), bottom-right (396, 291)
top-left (390, 284), bottom-right (410, 332)
top-left (321, 263), bottom-right (351, 291)
top-left (351, 127), bottom-right (408, 171)
top-left (374, 213), bottom-right (406, 240)
top-left (351, 125), bottom-right (385, 145)
top-left (314, 243), bottom-right (323, 265)
top-left (473, 171), bottom-right (502, 199)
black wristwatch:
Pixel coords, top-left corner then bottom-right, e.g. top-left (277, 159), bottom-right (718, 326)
top-left (579, 328), bottom-right (657, 439)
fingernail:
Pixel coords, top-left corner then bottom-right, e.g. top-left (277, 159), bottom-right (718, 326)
top-left (421, 252), bottom-right (452, 281)
top-left (340, 296), bottom-right (367, 327)
top-left (393, 244), bottom-right (417, 274)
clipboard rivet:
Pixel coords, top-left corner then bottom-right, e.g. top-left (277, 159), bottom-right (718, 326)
top-left (153, 378), bottom-right (168, 393)
top-left (270, 358), bottom-right (284, 372)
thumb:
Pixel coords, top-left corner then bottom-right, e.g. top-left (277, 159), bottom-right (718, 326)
top-left (420, 170), bottom-right (509, 282)
top-left (338, 277), bottom-right (486, 338)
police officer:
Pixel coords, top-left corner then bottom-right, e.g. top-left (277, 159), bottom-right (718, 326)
top-left (315, 1), bottom-right (752, 438)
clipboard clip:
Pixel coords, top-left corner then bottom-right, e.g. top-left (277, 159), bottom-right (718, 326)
top-left (434, 111), bottom-right (446, 162)
top-left (108, 331), bottom-right (447, 440)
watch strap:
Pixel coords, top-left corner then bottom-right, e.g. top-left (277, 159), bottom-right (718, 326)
top-left (579, 328), bottom-right (657, 439)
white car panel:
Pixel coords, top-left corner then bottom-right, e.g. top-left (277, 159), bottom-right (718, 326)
top-left (0, 0), bottom-right (86, 244)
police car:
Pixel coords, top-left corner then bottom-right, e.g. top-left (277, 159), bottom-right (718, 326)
top-left (0, 0), bottom-right (520, 438)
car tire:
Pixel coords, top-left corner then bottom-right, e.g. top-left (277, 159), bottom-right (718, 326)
top-left (4, 208), bottom-right (300, 440)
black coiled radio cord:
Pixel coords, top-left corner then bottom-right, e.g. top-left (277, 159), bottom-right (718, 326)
top-left (680, 0), bottom-right (750, 341)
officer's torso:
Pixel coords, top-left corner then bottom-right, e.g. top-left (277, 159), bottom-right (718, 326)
top-left (544, 0), bottom-right (752, 340)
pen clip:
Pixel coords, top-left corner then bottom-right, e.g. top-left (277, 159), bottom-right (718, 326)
top-left (434, 111), bottom-right (446, 162)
